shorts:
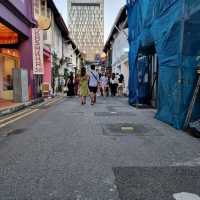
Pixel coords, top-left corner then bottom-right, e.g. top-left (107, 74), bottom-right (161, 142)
top-left (89, 86), bottom-right (98, 93)
top-left (118, 83), bottom-right (123, 89)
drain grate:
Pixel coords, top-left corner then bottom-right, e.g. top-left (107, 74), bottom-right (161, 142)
top-left (107, 105), bottom-right (129, 111)
top-left (103, 123), bottom-right (161, 136)
top-left (6, 128), bottom-right (27, 136)
top-left (95, 112), bottom-right (136, 117)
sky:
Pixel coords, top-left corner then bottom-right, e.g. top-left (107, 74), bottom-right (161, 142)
top-left (54, 0), bottom-right (126, 43)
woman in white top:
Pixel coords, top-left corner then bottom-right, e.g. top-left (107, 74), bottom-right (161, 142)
top-left (88, 65), bottom-right (99, 105)
top-left (100, 73), bottom-right (108, 97)
top-left (118, 74), bottom-right (125, 97)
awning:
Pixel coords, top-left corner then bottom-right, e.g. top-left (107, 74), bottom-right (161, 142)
top-left (0, 22), bottom-right (18, 45)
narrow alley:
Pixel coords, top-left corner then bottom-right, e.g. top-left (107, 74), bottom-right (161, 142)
top-left (1, 0), bottom-right (200, 199)
top-left (0, 97), bottom-right (200, 199)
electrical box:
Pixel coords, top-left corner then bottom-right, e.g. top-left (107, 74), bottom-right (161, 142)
top-left (13, 68), bottom-right (29, 103)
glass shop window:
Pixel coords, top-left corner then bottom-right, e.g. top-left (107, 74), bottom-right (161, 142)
top-left (3, 57), bottom-right (18, 91)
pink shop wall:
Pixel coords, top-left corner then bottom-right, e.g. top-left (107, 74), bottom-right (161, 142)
top-left (43, 54), bottom-right (52, 86)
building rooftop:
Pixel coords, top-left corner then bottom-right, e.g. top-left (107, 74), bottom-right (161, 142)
top-left (103, 5), bottom-right (127, 54)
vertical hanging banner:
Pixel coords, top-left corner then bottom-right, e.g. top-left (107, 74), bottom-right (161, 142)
top-left (32, 28), bottom-right (44, 75)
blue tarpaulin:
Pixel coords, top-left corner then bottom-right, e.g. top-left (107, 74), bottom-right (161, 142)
top-left (127, 0), bottom-right (200, 129)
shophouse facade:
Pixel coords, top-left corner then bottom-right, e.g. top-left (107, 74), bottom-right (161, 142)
top-left (33, 0), bottom-right (82, 94)
top-left (64, 38), bottom-right (82, 74)
top-left (0, 0), bottom-right (36, 102)
top-left (103, 6), bottom-right (129, 95)
top-left (33, 0), bottom-right (81, 95)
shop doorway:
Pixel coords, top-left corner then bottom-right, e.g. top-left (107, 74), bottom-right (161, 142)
top-left (148, 54), bottom-right (159, 108)
top-left (35, 75), bottom-right (43, 98)
top-left (0, 50), bottom-right (19, 101)
top-left (136, 46), bottom-right (159, 108)
top-left (0, 22), bottom-right (20, 102)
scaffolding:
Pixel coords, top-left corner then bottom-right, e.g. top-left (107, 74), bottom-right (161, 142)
top-left (127, 0), bottom-right (200, 129)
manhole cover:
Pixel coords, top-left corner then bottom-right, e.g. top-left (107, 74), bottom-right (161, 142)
top-left (6, 128), bottom-right (27, 136)
top-left (113, 167), bottom-right (200, 200)
top-left (103, 123), bottom-right (161, 136)
top-left (95, 112), bottom-right (135, 117)
top-left (121, 127), bottom-right (134, 131)
top-left (107, 105), bottom-right (128, 110)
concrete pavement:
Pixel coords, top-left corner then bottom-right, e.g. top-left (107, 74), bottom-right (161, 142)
top-left (0, 96), bottom-right (200, 200)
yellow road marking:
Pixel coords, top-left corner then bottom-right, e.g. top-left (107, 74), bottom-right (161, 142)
top-left (0, 97), bottom-right (62, 129)
top-left (0, 109), bottom-right (31, 123)
top-left (44, 98), bottom-right (63, 106)
top-left (32, 102), bottom-right (45, 108)
top-left (0, 109), bottom-right (39, 129)
top-left (0, 99), bottom-right (47, 124)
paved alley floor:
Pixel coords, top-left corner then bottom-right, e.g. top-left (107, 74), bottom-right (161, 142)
top-left (0, 97), bottom-right (200, 200)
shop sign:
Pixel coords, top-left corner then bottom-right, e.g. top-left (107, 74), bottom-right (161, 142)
top-left (37, 16), bottom-right (51, 30)
top-left (32, 28), bottom-right (44, 75)
top-left (0, 49), bottom-right (19, 58)
top-left (0, 22), bottom-right (18, 45)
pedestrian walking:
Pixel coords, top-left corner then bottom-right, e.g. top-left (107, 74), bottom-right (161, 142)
top-left (98, 72), bottom-right (103, 96)
top-left (110, 73), bottom-right (118, 96)
top-left (88, 65), bottom-right (99, 105)
top-left (79, 67), bottom-right (89, 105)
top-left (118, 74), bottom-right (124, 97)
top-left (107, 76), bottom-right (111, 96)
top-left (74, 75), bottom-right (80, 96)
top-left (100, 72), bottom-right (109, 98)
top-left (66, 72), bottom-right (75, 97)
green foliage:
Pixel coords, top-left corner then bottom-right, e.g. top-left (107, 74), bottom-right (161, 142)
top-left (52, 52), bottom-right (60, 78)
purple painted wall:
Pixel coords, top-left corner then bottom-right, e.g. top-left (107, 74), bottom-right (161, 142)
top-left (8, 0), bottom-right (34, 22)
top-left (8, 0), bottom-right (28, 17)
top-left (0, 0), bottom-right (36, 99)
top-left (0, 4), bottom-right (29, 37)
top-left (0, 1), bottom-right (35, 37)
top-left (18, 30), bottom-right (34, 99)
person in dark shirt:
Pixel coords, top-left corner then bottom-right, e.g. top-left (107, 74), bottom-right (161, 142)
top-left (118, 74), bottom-right (124, 96)
top-left (67, 72), bottom-right (75, 96)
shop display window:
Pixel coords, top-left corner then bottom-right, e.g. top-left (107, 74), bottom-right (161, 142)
top-left (0, 49), bottom-right (19, 100)
top-left (3, 57), bottom-right (18, 91)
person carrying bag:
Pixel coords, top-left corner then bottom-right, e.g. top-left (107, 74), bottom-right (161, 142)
top-left (88, 65), bottom-right (99, 105)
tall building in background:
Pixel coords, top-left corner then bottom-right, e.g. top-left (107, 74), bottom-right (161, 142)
top-left (67, 0), bottom-right (104, 61)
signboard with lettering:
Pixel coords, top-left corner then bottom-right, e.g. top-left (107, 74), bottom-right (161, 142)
top-left (0, 22), bottom-right (18, 45)
top-left (32, 28), bottom-right (44, 75)
top-left (37, 16), bottom-right (51, 30)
